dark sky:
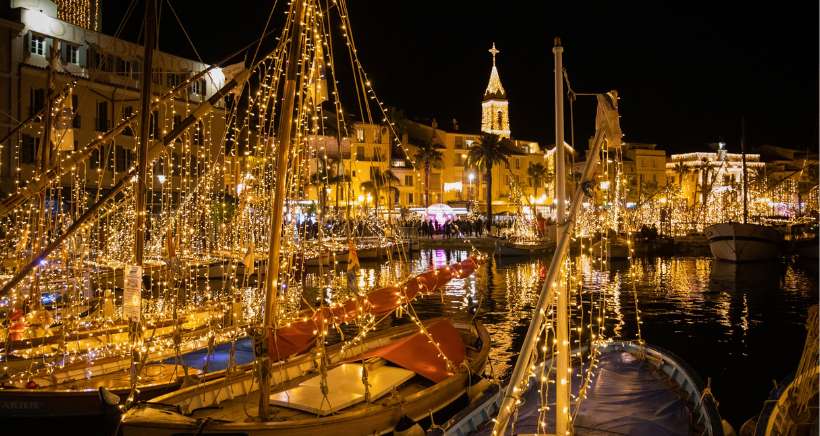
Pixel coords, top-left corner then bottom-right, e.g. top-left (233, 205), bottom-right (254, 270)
top-left (102, 1), bottom-right (818, 154)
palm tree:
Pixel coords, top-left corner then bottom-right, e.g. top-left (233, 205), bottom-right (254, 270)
top-left (387, 106), bottom-right (410, 146)
top-left (413, 138), bottom-right (443, 208)
top-left (310, 158), bottom-right (349, 217)
top-left (359, 167), bottom-right (399, 217)
top-left (527, 162), bottom-right (551, 198)
top-left (467, 132), bottom-right (517, 233)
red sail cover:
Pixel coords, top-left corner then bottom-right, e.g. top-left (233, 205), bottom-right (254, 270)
top-left (350, 318), bottom-right (466, 382)
top-left (268, 257), bottom-right (479, 361)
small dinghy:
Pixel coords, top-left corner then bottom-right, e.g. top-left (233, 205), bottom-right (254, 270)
top-left (445, 341), bottom-right (725, 436)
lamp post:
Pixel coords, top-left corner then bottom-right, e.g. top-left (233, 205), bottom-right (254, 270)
top-left (468, 171), bottom-right (475, 211)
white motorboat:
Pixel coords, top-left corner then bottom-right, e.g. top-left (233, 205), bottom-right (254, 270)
top-left (704, 222), bottom-right (783, 262)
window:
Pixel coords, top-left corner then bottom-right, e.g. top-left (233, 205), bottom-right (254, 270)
top-left (71, 95), bottom-right (81, 128)
top-left (150, 110), bottom-right (160, 138)
top-left (167, 73), bottom-right (182, 88)
top-left (191, 78), bottom-right (206, 95)
top-left (497, 111), bottom-right (503, 129)
top-left (121, 106), bottom-right (134, 136)
top-left (64, 44), bottom-right (80, 65)
top-left (408, 193), bottom-right (414, 204)
top-left (30, 34), bottom-right (45, 56)
top-left (115, 146), bottom-right (133, 172)
top-left (30, 88), bottom-right (45, 116)
top-left (352, 170), bottom-right (356, 177)
top-left (90, 148), bottom-right (101, 169)
top-left (21, 134), bottom-right (38, 163)
top-left (515, 159), bottom-right (520, 169)
top-left (356, 146), bottom-right (365, 160)
top-left (356, 128), bottom-right (365, 142)
top-left (96, 101), bottom-right (109, 131)
top-left (404, 175), bottom-right (413, 186)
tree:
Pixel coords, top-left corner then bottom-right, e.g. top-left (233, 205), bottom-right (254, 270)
top-left (309, 163), bottom-right (331, 217)
top-left (467, 132), bottom-right (517, 233)
top-left (310, 158), bottom-right (349, 217)
top-left (413, 138), bottom-right (443, 208)
top-left (360, 167), bottom-right (399, 217)
top-left (526, 162), bottom-right (551, 198)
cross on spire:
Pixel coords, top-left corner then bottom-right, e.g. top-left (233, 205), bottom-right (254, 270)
top-left (489, 42), bottom-right (500, 66)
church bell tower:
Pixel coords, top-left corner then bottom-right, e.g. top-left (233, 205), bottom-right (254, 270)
top-left (481, 42), bottom-right (510, 138)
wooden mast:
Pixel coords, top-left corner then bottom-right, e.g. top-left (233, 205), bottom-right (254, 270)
top-left (30, 39), bottom-right (59, 310)
top-left (259, 0), bottom-right (306, 420)
top-left (127, 0), bottom-right (156, 405)
top-left (553, 36), bottom-right (571, 436)
top-left (741, 118), bottom-right (748, 224)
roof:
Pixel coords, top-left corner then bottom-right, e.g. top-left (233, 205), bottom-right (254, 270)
top-left (483, 64), bottom-right (507, 101)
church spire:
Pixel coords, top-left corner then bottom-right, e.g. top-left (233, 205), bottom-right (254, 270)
top-left (482, 42), bottom-right (510, 138)
top-left (484, 42), bottom-right (506, 100)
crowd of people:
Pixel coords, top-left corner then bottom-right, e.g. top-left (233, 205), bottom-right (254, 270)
top-left (399, 216), bottom-right (487, 238)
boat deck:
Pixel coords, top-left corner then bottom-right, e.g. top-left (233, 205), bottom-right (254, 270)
top-left (53, 363), bottom-right (191, 391)
top-left (185, 369), bottom-right (432, 422)
top-left (479, 347), bottom-right (698, 435)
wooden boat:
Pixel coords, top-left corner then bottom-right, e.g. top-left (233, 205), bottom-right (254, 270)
top-left (739, 306), bottom-right (818, 436)
top-left (590, 236), bottom-right (630, 259)
top-left (0, 335), bottom-right (255, 418)
top-left (494, 239), bottom-right (552, 257)
top-left (120, 318), bottom-right (490, 435)
top-left (786, 221), bottom-right (819, 260)
top-left (704, 223), bottom-right (783, 262)
top-left (444, 341), bottom-right (727, 436)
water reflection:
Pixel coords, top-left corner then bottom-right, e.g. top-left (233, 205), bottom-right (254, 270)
top-left (294, 250), bottom-right (814, 427)
top-left (363, 250), bottom-right (815, 428)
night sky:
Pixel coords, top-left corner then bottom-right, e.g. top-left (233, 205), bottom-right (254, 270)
top-left (102, 1), bottom-right (818, 155)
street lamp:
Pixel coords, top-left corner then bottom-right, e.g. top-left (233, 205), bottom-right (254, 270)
top-left (467, 171), bottom-right (475, 210)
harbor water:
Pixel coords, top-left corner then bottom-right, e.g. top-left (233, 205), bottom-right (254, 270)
top-left (344, 248), bottom-right (818, 429)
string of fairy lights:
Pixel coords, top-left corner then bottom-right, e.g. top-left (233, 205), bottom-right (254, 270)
top-left (0, 0), bottom-right (492, 396)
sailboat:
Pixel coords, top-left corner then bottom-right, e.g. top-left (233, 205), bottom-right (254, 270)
top-left (443, 39), bottom-right (727, 436)
top-left (118, 0), bottom-right (490, 433)
top-left (739, 305), bottom-right (818, 435)
top-left (705, 123), bottom-right (783, 262)
top-left (0, 0), bottom-right (258, 419)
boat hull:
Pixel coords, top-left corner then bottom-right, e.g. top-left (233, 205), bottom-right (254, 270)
top-left (495, 241), bottom-right (551, 257)
top-left (121, 320), bottom-right (490, 436)
top-left (704, 223), bottom-right (783, 262)
top-left (442, 341), bottom-right (725, 436)
top-left (0, 378), bottom-right (180, 418)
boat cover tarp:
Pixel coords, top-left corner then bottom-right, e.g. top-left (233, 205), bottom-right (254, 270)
top-left (164, 337), bottom-right (254, 372)
top-left (268, 257), bottom-right (479, 361)
top-left (484, 348), bottom-right (693, 435)
top-left (349, 318), bottom-right (465, 383)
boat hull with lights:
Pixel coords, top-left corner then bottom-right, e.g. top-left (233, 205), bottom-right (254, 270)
top-left (590, 237), bottom-right (630, 259)
top-left (120, 318), bottom-right (490, 436)
top-left (442, 341), bottom-right (726, 436)
top-left (494, 239), bottom-right (552, 257)
top-left (704, 223), bottom-right (783, 262)
top-left (0, 336), bottom-right (255, 418)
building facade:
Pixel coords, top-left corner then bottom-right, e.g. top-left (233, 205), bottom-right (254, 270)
top-left (0, 0), bottom-right (227, 199)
